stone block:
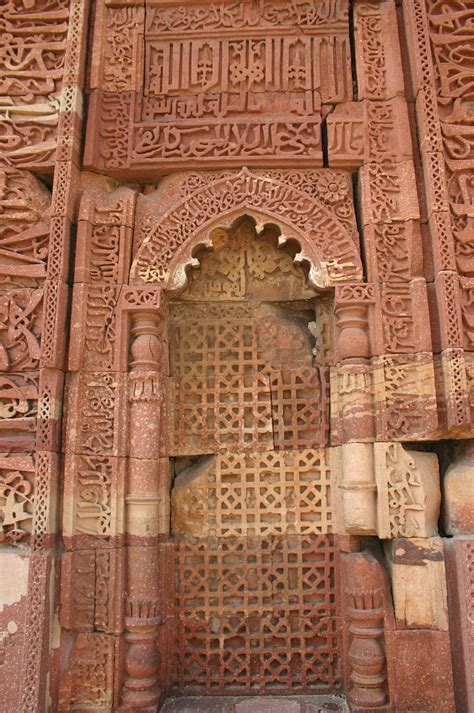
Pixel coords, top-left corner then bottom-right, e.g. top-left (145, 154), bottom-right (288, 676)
top-left (40, 280), bottom-right (70, 370)
top-left (88, 0), bottom-right (145, 93)
top-left (428, 272), bottom-right (463, 352)
top-left (444, 537), bottom-right (474, 713)
top-left (62, 453), bottom-right (126, 549)
top-left (36, 368), bottom-right (64, 452)
top-left (172, 450), bottom-right (335, 538)
top-left (58, 631), bottom-right (120, 711)
top-left (434, 348), bottom-right (471, 435)
top-left (386, 630), bottom-right (455, 713)
top-left (420, 152), bottom-right (450, 216)
top-left (427, 210), bottom-right (457, 274)
top-left (379, 279), bottom-right (432, 355)
top-left (63, 371), bottom-right (128, 457)
top-left (75, 190), bottom-right (135, 281)
top-left (460, 276), bottom-right (474, 351)
top-left (375, 352), bottom-right (438, 442)
top-left (359, 161), bottom-right (420, 226)
top-left (330, 359), bottom-right (376, 445)
top-left (0, 370), bottom-right (39, 453)
top-left (68, 282), bottom-right (121, 372)
top-left (31, 451), bottom-right (60, 549)
top-left (354, 0), bottom-right (404, 100)
top-left (363, 220), bottom-right (423, 284)
top-left (127, 458), bottom-right (170, 538)
top-left (415, 88), bottom-right (444, 156)
top-left (47, 215), bottom-right (73, 283)
top-left (60, 548), bottom-right (125, 635)
top-left (327, 98), bottom-right (413, 168)
top-left (0, 452), bottom-right (35, 546)
top-left (442, 441), bottom-right (474, 535)
top-left (0, 287), bottom-right (43, 372)
top-left (333, 443), bottom-right (377, 536)
top-left (50, 161), bottom-right (81, 222)
top-left (374, 443), bottom-right (441, 539)
top-left (0, 550), bottom-right (30, 713)
top-left (386, 537), bottom-right (449, 630)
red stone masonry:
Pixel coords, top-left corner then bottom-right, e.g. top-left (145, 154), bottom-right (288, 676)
top-left (0, 1), bottom-right (472, 712)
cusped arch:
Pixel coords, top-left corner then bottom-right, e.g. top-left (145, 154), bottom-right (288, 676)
top-left (130, 168), bottom-right (363, 288)
top-left (166, 211), bottom-right (325, 292)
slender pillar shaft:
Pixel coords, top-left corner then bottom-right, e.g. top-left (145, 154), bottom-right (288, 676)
top-left (122, 313), bottom-right (164, 709)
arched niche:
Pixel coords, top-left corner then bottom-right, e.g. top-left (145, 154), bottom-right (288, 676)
top-left (162, 211), bottom-right (339, 697)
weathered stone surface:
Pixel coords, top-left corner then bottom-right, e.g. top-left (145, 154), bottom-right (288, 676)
top-left (386, 630), bottom-right (455, 712)
top-left (444, 537), bottom-right (474, 713)
top-left (386, 537), bottom-right (449, 630)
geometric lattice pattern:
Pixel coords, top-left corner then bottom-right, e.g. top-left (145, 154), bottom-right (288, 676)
top-left (169, 305), bottom-right (327, 455)
top-left (270, 368), bottom-right (328, 450)
top-left (173, 535), bottom-right (339, 695)
top-left (169, 308), bottom-right (273, 455)
top-left (210, 450), bottom-right (333, 537)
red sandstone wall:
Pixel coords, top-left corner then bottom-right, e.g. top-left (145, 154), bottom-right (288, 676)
top-left (0, 1), bottom-right (472, 712)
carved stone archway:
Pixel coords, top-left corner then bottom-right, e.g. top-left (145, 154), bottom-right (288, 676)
top-left (61, 171), bottom-right (444, 711)
top-left (131, 168), bottom-right (363, 288)
top-left (125, 211), bottom-right (341, 704)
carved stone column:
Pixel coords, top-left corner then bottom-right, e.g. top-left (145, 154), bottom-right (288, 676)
top-left (345, 551), bottom-right (388, 708)
top-left (122, 312), bottom-right (165, 709)
top-left (334, 285), bottom-right (376, 359)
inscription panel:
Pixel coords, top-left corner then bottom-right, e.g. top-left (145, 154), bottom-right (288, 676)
top-left (86, 0), bottom-right (353, 172)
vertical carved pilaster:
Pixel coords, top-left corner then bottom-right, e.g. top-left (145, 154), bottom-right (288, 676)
top-left (122, 311), bottom-right (164, 709)
top-left (345, 551), bottom-right (387, 708)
